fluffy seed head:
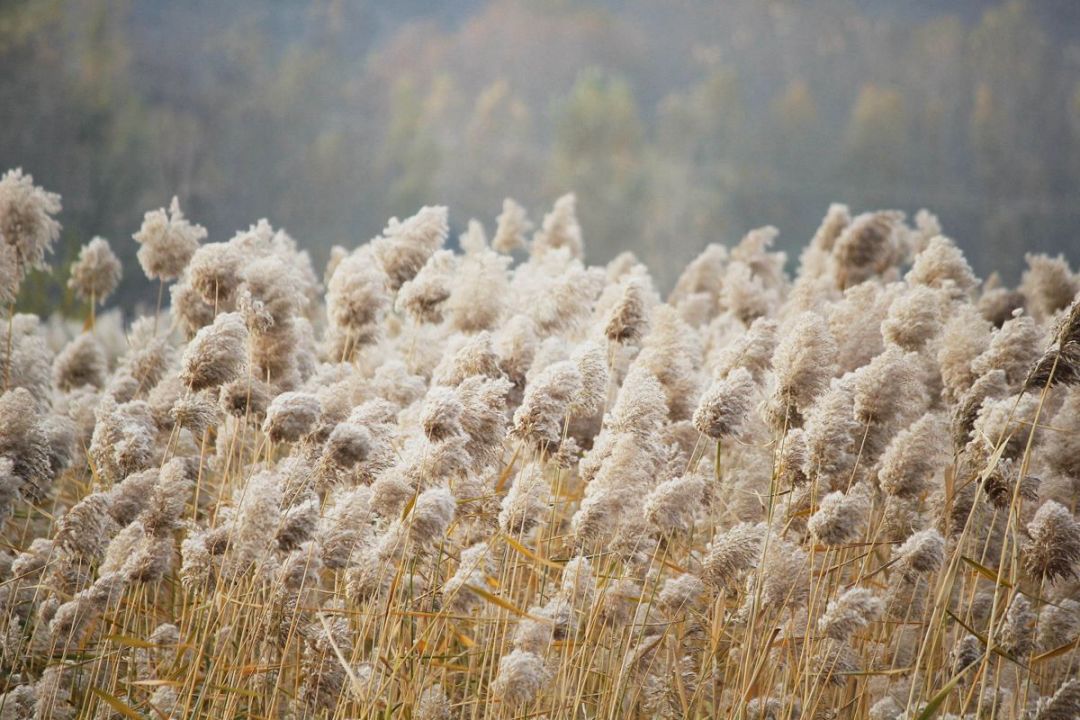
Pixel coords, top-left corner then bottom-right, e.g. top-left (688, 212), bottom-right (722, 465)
top-left (997, 594), bottom-right (1036, 657)
top-left (53, 332), bottom-right (107, 392)
top-left (263, 391), bottom-right (322, 442)
top-left (801, 382), bottom-right (860, 490)
top-left (492, 649), bottom-right (549, 707)
top-left (972, 310), bottom-right (1043, 388)
top-left (228, 470), bottom-right (282, 573)
top-left (416, 684), bottom-right (452, 720)
top-left (811, 638), bottom-right (861, 686)
top-left (658, 573), bottom-right (705, 613)
top-left (0, 389), bottom-right (54, 513)
top-left (187, 241), bottom-right (245, 306)
top-left (531, 193), bottom-right (582, 259)
top-left (1023, 501), bottom-right (1080, 582)
top-left (432, 331), bottom-right (502, 387)
top-left (397, 249), bottom-right (453, 324)
top-left (0, 242), bottom-right (21, 305)
top-left (1026, 297), bottom-right (1080, 390)
top-left (809, 488), bottom-right (869, 546)
top-left (895, 528), bottom-right (946, 575)
top-left (701, 522), bottom-right (767, 590)
top-left (643, 474), bottom-right (704, 536)
top-left (421, 386), bottom-right (464, 441)
top-left (499, 464), bottom-right (548, 535)
top-left (170, 391), bottom-right (221, 438)
top-left (604, 276), bottom-right (651, 343)
top-left (122, 316), bottom-right (172, 390)
top-left (325, 247), bottom-right (390, 350)
top-left (818, 587), bottom-right (884, 640)
top-left (770, 311), bottom-right (837, 427)
top-left (447, 239), bottom-right (511, 332)
top-left (1037, 599), bottom-right (1080, 653)
top-left (710, 316), bottom-right (778, 383)
top-left (693, 367), bottom-right (755, 440)
top-left (179, 312), bottom-right (248, 391)
top-left (68, 237), bottom-right (122, 304)
top-left (133, 196), bottom-right (205, 281)
top-left (881, 285), bottom-right (944, 350)
top-left (511, 360), bottom-right (583, 453)
top-left (878, 413), bottom-right (946, 498)
top-left (906, 235), bottom-right (977, 296)
top-left (442, 542), bottom-right (492, 612)
top-left (372, 205), bottom-right (449, 290)
top-left (1033, 679), bottom-right (1080, 720)
top-left (219, 375), bottom-right (271, 419)
top-left (323, 423), bottom-right (372, 468)
top-left (88, 396), bottom-right (157, 483)
top-left (1020, 253), bottom-right (1078, 322)
top-left (492, 198), bottom-right (532, 254)
top-left (832, 210), bottom-right (904, 288)
top-left (0, 168), bottom-right (61, 278)
top-left (55, 492), bottom-right (115, 562)
top-left (560, 555), bottom-right (595, 606)
top-left (408, 486), bottom-right (456, 549)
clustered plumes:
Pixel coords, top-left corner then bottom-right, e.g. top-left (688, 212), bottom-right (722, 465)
top-left (1, 181), bottom-right (1079, 720)
top-left (0, 168), bottom-right (62, 304)
top-left (179, 312), bottom-right (248, 390)
top-left (132, 196), bottom-right (205, 281)
top-left (372, 205), bottom-right (449, 290)
top-left (693, 366), bottom-right (756, 439)
top-left (67, 236), bottom-right (122, 305)
top-left (1023, 500), bottom-right (1080, 582)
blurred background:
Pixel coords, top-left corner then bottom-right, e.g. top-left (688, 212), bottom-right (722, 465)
top-left (3, 0), bottom-right (1080, 314)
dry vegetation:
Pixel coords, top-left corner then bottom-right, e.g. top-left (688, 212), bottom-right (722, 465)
top-left (1, 166), bottom-right (1080, 719)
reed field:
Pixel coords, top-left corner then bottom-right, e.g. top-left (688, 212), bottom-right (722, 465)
top-left (0, 167), bottom-right (1079, 718)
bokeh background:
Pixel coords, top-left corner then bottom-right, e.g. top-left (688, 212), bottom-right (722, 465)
top-left (4, 0), bottom-right (1080, 313)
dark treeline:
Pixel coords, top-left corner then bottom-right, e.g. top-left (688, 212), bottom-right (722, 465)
top-left (3, 0), bottom-right (1079, 314)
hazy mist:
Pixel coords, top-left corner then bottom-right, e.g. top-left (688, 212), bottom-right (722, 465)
top-left (3, 0), bottom-right (1080, 311)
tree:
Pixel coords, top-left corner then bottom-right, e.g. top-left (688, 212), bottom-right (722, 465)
top-left (547, 69), bottom-right (647, 264)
